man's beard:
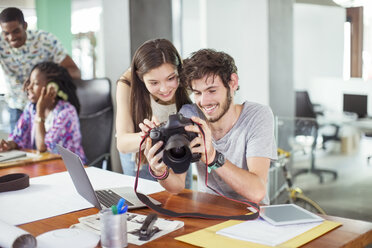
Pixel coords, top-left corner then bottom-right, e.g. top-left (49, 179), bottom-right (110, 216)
top-left (203, 89), bottom-right (232, 123)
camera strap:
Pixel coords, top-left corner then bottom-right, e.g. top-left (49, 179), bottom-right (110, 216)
top-left (0, 173), bottom-right (30, 193)
top-left (134, 132), bottom-right (260, 221)
top-left (134, 164), bottom-right (260, 220)
top-left (134, 189), bottom-right (259, 220)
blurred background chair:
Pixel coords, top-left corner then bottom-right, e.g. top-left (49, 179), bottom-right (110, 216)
top-left (74, 78), bottom-right (113, 170)
top-left (296, 91), bottom-right (341, 148)
top-left (293, 91), bottom-right (338, 183)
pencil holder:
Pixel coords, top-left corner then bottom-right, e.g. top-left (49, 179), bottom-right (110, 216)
top-left (100, 208), bottom-right (128, 248)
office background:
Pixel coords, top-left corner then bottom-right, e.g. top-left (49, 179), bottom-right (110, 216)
top-left (1, 0), bottom-right (372, 223)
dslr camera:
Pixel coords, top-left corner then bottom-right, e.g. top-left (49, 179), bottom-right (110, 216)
top-left (149, 113), bottom-right (201, 174)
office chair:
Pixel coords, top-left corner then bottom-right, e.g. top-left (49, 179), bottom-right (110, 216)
top-left (294, 91), bottom-right (338, 183)
top-left (74, 78), bottom-right (113, 170)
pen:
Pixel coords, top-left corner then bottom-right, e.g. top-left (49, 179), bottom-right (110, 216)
top-left (117, 198), bottom-right (125, 212)
top-left (119, 205), bottom-right (128, 214)
top-left (117, 198), bottom-right (128, 214)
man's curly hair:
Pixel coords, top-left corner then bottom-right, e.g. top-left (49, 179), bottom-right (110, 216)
top-left (180, 49), bottom-right (238, 90)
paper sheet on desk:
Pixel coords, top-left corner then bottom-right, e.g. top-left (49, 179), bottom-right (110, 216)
top-left (0, 151), bottom-right (61, 169)
top-left (0, 151), bottom-right (40, 165)
top-left (1, 151), bottom-right (40, 161)
top-left (216, 218), bottom-right (321, 246)
top-left (0, 167), bottom-right (164, 225)
top-left (176, 219), bottom-right (341, 248)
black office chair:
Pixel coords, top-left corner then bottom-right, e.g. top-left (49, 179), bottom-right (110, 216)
top-left (294, 91), bottom-right (338, 183)
top-left (74, 78), bottom-right (113, 170)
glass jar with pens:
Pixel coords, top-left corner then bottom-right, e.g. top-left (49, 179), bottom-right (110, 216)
top-left (100, 198), bottom-right (129, 248)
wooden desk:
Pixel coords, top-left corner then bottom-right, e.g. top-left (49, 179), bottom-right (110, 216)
top-left (1, 160), bottom-right (372, 248)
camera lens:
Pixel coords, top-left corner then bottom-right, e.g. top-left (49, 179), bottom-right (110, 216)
top-left (169, 147), bottom-right (187, 159)
top-left (163, 134), bottom-right (192, 174)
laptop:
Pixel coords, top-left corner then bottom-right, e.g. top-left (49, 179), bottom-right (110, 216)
top-left (56, 144), bottom-right (161, 210)
top-left (0, 150), bottom-right (27, 163)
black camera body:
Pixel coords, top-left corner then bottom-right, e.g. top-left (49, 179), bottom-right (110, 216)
top-left (149, 113), bottom-right (201, 174)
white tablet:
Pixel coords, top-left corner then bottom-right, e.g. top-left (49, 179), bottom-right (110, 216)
top-left (260, 204), bottom-right (324, 226)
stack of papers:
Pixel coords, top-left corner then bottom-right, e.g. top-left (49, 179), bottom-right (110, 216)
top-left (216, 218), bottom-right (322, 247)
top-left (71, 212), bottom-right (184, 246)
top-left (176, 217), bottom-right (342, 248)
top-left (0, 150), bottom-right (27, 162)
top-left (216, 204), bottom-right (326, 246)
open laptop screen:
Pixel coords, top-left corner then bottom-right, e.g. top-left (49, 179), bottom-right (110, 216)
top-left (56, 144), bottom-right (161, 210)
top-left (343, 94), bottom-right (368, 119)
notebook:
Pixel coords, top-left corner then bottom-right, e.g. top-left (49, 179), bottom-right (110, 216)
top-left (0, 150), bottom-right (27, 162)
top-left (56, 145), bottom-right (161, 210)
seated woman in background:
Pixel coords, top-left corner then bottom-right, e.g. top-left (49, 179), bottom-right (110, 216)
top-left (116, 38), bottom-right (193, 188)
top-left (0, 62), bottom-right (86, 163)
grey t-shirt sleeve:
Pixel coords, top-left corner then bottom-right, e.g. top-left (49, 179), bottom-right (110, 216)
top-left (245, 105), bottom-right (277, 160)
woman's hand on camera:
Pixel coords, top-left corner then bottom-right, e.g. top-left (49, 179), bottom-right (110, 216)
top-left (144, 138), bottom-right (167, 176)
top-left (139, 116), bottom-right (160, 138)
top-left (185, 116), bottom-right (216, 165)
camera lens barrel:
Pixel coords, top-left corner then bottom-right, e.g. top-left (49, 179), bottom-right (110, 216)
top-left (163, 135), bottom-right (192, 174)
top-left (149, 113), bottom-right (201, 174)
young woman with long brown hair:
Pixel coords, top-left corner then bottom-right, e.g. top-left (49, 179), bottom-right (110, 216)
top-left (116, 39), bottom-right (193, 188)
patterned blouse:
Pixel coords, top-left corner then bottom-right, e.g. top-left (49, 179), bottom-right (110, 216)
top-left (0, 29), bottom-right (67, 109)
top-left (9, 100), bottom-right (86, 163)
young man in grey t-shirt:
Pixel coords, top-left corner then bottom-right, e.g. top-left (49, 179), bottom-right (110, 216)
top-left (142, 49), bottom-right (277, 205)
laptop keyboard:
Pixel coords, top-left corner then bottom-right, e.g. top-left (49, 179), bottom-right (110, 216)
top-left (95, 189), bottom-right (134, 208)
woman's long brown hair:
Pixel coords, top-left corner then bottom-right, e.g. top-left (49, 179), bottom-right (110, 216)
top-left (130, 39), bottom-right (191, 132)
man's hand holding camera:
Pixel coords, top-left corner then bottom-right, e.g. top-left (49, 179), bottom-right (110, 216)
top-left (142, 113), bottom-right (221, 194)
top-left (185, 116), bottom-right (216, 165)
top-left (140, 114), bottom-right (203, 192)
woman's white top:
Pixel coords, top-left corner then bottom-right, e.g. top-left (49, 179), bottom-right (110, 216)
top-left (150, 95), bottom-right (177, 124)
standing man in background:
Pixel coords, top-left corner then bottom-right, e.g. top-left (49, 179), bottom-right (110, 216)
top-left (0, 7), bottom-right (81, 131)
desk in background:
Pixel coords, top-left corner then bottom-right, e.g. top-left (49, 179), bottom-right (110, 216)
top-left (339, 118), bottom-right (372, 154)
top-left (1, 160), bottom-right (372, 247)
top-left (0, 150), bottom-right (60, 169)
top-left (349, 118), bottom-right (372, 134)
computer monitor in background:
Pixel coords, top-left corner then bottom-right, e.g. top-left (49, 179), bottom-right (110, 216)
top-left (343, 94), bottom-right (368, 119)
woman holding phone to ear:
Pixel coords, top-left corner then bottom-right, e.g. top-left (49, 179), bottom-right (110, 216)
top-left (116, 39), bottom-right (193, 187)
top-left (0, 62), bottom-right (86, 163)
